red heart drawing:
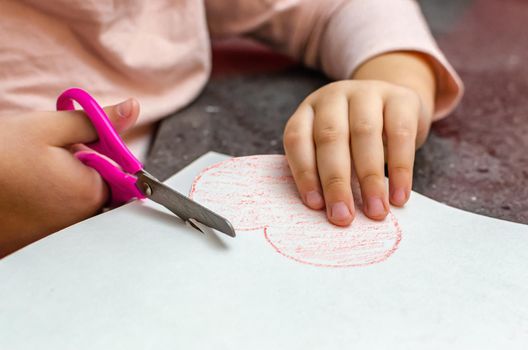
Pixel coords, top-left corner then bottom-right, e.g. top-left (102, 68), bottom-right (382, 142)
top-left (190, 155), bottom-right (402, 268)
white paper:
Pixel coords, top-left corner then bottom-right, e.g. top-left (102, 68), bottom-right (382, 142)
top-left (1, 152), bottom-right (527, 349)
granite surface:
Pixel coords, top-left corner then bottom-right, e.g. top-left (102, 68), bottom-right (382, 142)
top-left (146, 0), bottom-right (528, 224)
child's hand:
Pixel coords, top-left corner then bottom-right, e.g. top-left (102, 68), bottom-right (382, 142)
top-left (284, 52), bottom-right (436, 226)
top-left (0, 99), bottom-right (139, 256)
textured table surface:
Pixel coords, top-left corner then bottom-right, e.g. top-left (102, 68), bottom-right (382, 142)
top-left (146, 0), bottom-right (528, 224)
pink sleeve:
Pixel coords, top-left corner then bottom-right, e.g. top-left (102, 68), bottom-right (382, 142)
top-left (205, 0), bottom-right (463, 120)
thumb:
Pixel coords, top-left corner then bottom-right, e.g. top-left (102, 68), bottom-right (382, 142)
top-left (104, 98), bottom-right (141, 134)
top-left (46, 98), bottom-right (140, 146)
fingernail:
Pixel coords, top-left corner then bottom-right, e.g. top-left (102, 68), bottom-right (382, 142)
top-left (367, 197), bottom-right (386, 217)
top-left (393, 188), bottom-right (406, 204)
top-left (117, 99), bottom-right (133, 119)
top-left (306, 191), bottom-right (324, 208)
top-left (331, 202), bottom-right (351, 221)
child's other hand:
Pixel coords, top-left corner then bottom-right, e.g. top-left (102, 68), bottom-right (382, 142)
top-left (0, 99), bottom-right (139, 256)
top-left (284, 79), bottom-right (431, 226)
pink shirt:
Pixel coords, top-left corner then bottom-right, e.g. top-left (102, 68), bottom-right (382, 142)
top-left (0, 0), bottom-right (462, 125)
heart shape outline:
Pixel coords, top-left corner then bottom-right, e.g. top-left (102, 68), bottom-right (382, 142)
top-left (190, 155), bottom-right (402, 268)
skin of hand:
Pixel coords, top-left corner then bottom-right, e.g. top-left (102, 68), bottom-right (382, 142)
top-left (0, 99), bottom-right (140, 257)
top-left (284, 51), bottom-right (436, 226)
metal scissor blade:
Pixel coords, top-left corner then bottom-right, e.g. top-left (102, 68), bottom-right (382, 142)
top-left (136, 170), bottom-right (236, 237)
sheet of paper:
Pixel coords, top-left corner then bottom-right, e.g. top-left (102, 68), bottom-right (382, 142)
top-left (1, 152), bottom-right (527, 349)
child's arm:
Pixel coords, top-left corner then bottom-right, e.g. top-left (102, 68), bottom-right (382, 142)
top-left (206, 0), bottom-right (463, 225)
top-left (0, 99), bottom-right (139, 257)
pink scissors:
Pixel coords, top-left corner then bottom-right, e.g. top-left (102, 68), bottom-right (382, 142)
top-left (56, 88), bottom-right (235, 237)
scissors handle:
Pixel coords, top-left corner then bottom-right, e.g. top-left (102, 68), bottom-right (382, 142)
top-left (56, 88), bottom-right (143, 174)
top-left (76, 151), bottom-right (146, 206)
top-left (57, 88), bottom-right (145, 206)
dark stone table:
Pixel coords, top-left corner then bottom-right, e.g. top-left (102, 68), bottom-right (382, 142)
top-left (146, 0), bottom-right (528, 224)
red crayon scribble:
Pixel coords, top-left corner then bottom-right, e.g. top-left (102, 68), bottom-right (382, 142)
top-left (190, 155), bottom-right (402, 268)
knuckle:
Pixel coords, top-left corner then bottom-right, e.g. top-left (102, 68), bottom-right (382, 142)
top-left (310, 81), bottom-right (350, 102)
top-left (283, 130), bottom-right (303, 150)
top-left (391, 165), bottom-right (411, 174)
top-left (355, 82), bottom-right (378, 95)
top-left (389, 126), bottom-right (414, 140)
top-left (314, 126), bottom-right (346, 145)
top-left (407, 88), bottom-right (422, 103)
top-left (395, 86), bottom-right (422, 106)
top-left (295, 169), bottom-right (318, 186)
top-left (322, 174), bottom-right (348, 191)
top-left (359, 172), bottom-right (384, 186)
top-left (304, 89), bottom-right (323, 104)
top-left (350, 120), bottom-right (378, 137)
top-left (353, 80), bottom-right (390, 95)
top-left (319, 81), bottom-right (343, 94)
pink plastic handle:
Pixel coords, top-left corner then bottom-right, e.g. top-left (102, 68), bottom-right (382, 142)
top-left (75, 151), bottom-right (145, 207)
top-left (56, 88), bottom-right (143, 174)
